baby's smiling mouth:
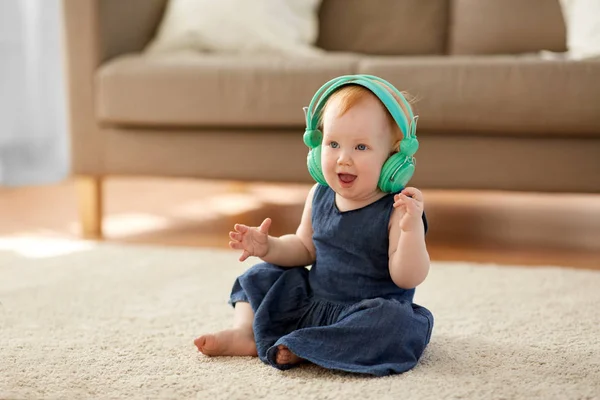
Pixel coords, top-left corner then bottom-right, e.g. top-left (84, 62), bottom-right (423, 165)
top-left (338, 173), bottom-right (357, 183)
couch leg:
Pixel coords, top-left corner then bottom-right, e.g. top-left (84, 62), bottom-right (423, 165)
top-left (76, 176), bottom-right (103, 238)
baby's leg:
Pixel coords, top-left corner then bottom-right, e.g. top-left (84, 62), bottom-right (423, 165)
top-left (266, 298), bottom-right (432, 375)
top-left (275, 344), bottom-right (304, 366)
top-left (194, 302), bottom-right (257, 356)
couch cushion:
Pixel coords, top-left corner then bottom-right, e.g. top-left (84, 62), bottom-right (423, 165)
top-left (449, 0), bottom-right (567, 55)
top-left (359, 56), bottom-right (600, 136)
top-left (317, 0), bottom-right (449, 55)
top-left (96, 53), bottom-right (359, 127)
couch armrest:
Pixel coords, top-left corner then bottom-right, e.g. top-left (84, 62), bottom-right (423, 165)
top-left (61, 0), bottom-right (166, 174)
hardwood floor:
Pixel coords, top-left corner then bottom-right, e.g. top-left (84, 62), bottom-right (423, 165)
top-left (1, 177), bottom-right (599, 269)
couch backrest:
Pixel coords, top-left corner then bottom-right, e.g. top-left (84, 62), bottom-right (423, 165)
top-left (317, 0), bottom-right (450, 55)
top-left (317, 0), bottom-right (567, 55)
top-left (98, 0), bottom-right (168, 62)
top-left (97, 0), bottom-right (567, 59)
top-left (448, 0), bottom-right (567, 55)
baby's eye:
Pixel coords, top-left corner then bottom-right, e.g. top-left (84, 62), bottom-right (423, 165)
top-left (329, 141), bottom-right (339, 148)
top-left (356, 144), bottom-right (367, 151)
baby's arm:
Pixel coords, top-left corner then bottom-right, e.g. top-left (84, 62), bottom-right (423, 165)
top-left (261, 184), bottom-right (317, 267)
top-left (388, 190), bottom-right (430, 289)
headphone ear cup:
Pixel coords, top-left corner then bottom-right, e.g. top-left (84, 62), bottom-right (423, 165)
top-left (304, 129), bottom-right (323, 149)
top-left (378, 153), bottom-right (415, 193)
top-left (399, 137), bottom-right (419, 157)
top-left (307, 145), bottom-right (328, 186)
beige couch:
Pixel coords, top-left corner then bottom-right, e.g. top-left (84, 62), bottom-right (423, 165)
top-left (62, 0), bottom-right (600, 237)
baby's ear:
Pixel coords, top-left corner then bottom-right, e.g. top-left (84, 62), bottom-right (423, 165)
top-left (391, 138), bottom-right (401, 154)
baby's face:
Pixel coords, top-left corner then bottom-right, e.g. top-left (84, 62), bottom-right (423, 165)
top-left (321, 93), bottom-right (395, 201)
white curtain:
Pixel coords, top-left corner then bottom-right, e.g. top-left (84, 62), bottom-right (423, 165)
top-left (0, 0), bottom-right (68, 186)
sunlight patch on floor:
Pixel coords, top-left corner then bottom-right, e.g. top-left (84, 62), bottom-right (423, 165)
top-left (171, 193), bottom-right (264, 218)
top-left (98, 213), bottom-right (173, 239)
top-left (248, 185), bottom-right (309, 205)
top-left (0, 235), bottom-right (96, 259)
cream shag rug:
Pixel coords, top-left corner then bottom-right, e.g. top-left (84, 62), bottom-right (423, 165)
top-left (0, 240), bottom-right (598, 400)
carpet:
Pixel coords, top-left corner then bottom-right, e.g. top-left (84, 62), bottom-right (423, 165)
top-left (0, 239), bottom-right (598, 399)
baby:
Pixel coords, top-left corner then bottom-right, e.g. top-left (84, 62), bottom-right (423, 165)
top-left (195, 75), bottom-right (433, 376)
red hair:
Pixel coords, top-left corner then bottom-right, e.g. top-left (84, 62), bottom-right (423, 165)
top-left (319, 82), bottom-right (414, 152)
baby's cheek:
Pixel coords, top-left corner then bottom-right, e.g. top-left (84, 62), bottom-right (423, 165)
top-left (322, 157), bottom-right (335, 172)
top-left (372, 159), bottom-right (387, 175)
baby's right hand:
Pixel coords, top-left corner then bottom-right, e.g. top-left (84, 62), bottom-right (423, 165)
top-left (228, 218), bottom-right (272, 262)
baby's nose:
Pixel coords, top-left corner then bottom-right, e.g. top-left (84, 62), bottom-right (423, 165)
top-left (337, 153), bottom-right (351, 165)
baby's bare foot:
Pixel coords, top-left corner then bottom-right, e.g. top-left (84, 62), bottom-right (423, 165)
top-left (194, 328), bottom-right (257, 357)
top-left (275, 345), bottom-right (303, 365)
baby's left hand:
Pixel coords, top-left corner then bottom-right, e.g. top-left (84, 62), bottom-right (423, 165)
top-left (393, 187), bottom-right (425, 232)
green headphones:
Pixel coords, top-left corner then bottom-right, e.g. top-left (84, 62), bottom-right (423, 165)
top-left (303, 74), bottom-right (419, 193)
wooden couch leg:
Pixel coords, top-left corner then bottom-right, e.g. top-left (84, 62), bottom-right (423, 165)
top-left (76, 176), bottom-right (103, 238)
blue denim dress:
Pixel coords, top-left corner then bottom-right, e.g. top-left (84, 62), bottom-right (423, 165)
top-left (229, 184), bottom-right (433, 376)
